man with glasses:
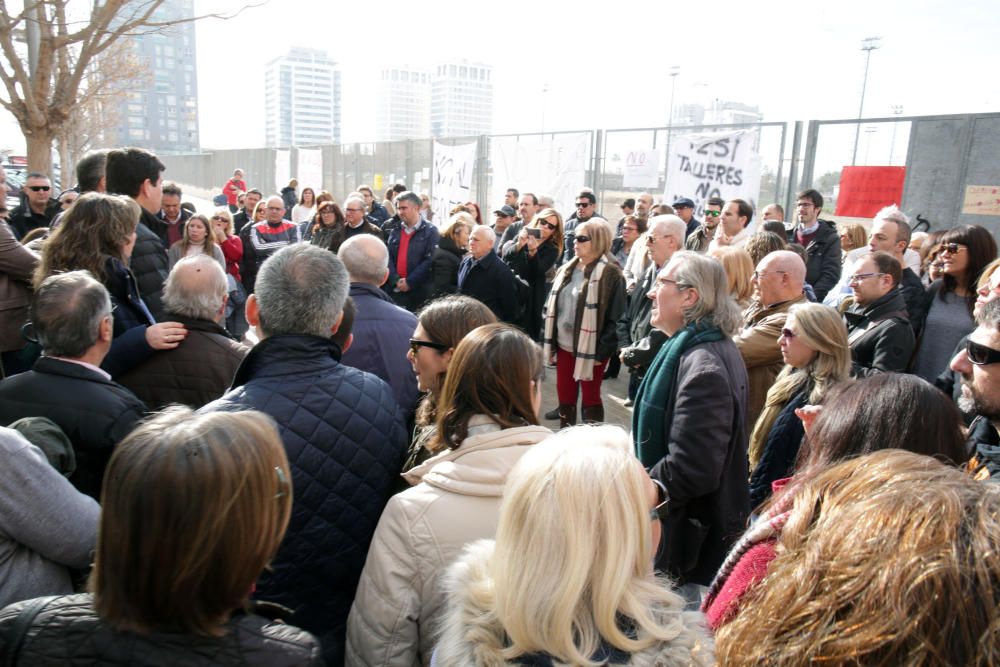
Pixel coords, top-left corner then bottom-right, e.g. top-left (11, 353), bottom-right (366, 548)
top-left (843, 252), bottom-right (915, 376)
top-left (950, 298), bottom-right (1000, 481)
top-left (243, 195), bottom-right (301, 294)
top-left (685, 196), bottom-right (725, 253)
top-left (562, 190), bottom-right (608, 263)
top-left (342, 194), bottom-right (385, 242)
top-left (8, 172), bottom-right (59, 240)
top-left (491, 204), bottom-right (517, 250)
top-left (155, 182), bottom-right (191, 248)
top-left (735, 250), bottom-right (808, 429)
top-left (791, 188), bottom-right (841, 301)
top-left (672, 197), bottom-right (700, 239)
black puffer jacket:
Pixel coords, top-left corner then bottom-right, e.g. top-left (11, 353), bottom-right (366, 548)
top-left (0, 593), bottom-right (323, 666)
top-left (0, 357), bottom-right (146, 499)
top-left (130, 210), bottom-right (169, 321)
top-left (200, 335), bottom-right (407, 665)
top-left (795, 220), bottom-right (841, 302)
top-left (432, 235), bottom-right (465, 296)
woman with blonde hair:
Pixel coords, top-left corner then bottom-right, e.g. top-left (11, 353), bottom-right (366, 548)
top-left (505, 207), bottom-right (564, 340)
top-left (838, 222), bottom-right (867, 260)
top-left (747, 303), bottom-right (850, 508)
top-left (544, 219), bottom-right (627, 426)
top-left (346, 324), bottom-right (552, 666)
top-left (0, 407), bottom-right (321, 665)
top-left (434, 424), bottom-right (714, 666)
top-left (433, 212), bottom-right (474, 296)
top-left (709, 246), bottom-right (754, 310)
top-left (167, 213), bottom-right (225, 270)
top-left (716, 449), bottom-right (1000, 666)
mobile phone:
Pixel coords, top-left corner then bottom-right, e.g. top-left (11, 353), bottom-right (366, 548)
top-left (527, 228), bottom-right (541, 239)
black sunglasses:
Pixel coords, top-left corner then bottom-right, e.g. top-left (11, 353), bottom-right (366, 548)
top-left (409, 338), bottom-right (449, 356)
top-left (966, 339), bottom-right (1000, 366)
top-left (575, 202), bottom-right (591, 208)
top-left (941, 242), bottom-right (966, 255)
top-left (574, 235), bottom-right (591, 243)
top-left (28, 185), bottom-right (51, 192)
top-left (539, 220), bottom-right (558, 230)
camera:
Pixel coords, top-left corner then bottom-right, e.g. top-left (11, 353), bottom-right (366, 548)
top-left (527, 228), bottom-right (542, 239)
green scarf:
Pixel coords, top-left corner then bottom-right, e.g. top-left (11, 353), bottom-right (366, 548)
top-left (632, 321), bottom-right (724, 468)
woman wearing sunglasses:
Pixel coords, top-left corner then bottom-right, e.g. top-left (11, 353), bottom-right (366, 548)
top-left (0, 407), bottom-right (322, 666)
top-left (748, 303), bottom-right (850, 509)
top-left (911, 225), bottom-right (997, 383)
top-left (504, 208), bottom-right (564, 341)
top-left (347, 324), bottom-right (551, 666)
top-left (543, 219), bottom-right (626, 427)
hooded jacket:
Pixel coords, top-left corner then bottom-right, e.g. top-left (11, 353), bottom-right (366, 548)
top-left (345, 418), bottom-right (551, 667)
top-left (433, 540), bottom-right (715, 667)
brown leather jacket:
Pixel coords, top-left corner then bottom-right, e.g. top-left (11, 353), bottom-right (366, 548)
top-left (0, 221), bottom-right (38, 355)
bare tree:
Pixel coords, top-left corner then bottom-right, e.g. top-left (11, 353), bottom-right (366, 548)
top-left (0, 0), bottom-right (262, 174)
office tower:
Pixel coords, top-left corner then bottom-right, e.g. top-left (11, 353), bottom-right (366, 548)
top-left (265, 47), bottom-right (341, 147)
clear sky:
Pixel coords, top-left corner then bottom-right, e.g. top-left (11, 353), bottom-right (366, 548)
top-left (192, 0), bottom-right (998, 149)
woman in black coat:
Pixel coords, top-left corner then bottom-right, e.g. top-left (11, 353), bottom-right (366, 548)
top-left (504, 207), bottom-right (563, 340)
top-left (432, 213), bottom-right (472, 297)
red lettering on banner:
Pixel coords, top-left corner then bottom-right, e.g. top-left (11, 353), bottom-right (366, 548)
top-left (835, 166), bottom-right (906, 218)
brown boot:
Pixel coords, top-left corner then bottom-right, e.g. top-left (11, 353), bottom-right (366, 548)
top-left (581, 404), bottom-right (605, 424)
top-left (558, 404), bottom-right (577, 429)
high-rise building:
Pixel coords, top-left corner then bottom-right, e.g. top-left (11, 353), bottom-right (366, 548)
top-left (376, 65), bottom-right (431, 141)
top-left (430, 61), bottom-right (493, 138)
top-left (264, 48), bottom-right (341, 147)
top-left (115, 0), bottom-right (199, 154)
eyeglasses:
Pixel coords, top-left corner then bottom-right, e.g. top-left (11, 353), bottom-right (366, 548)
top-left (345, 207), bottom-right (364, 212)
top-left (847, 272), bottom-right (885, 284)
top-left (409, 338), bottom-right (449, 356)
top-left (575, 202), bottom-right (591, 208)
top-left (539, 220), bottom-right (559, 230)
top-left (211, 215), bottom-right (227, 222)
top-left (646, 234), bottom-right (664, 243)
top-left (657, 278), bottom-right (689, 291)
top-left (941, 243), bottom-right (967, 255)
top-left (573, 235), bottom-right (591, 243)
top-left (780, 328), bottom-right (796, 339)
top-left (966, 339), bottom-right (1000, 366)
top-left (622, 226), bottom-right (638, 233)
top-left (752, 270), bottom-right (788, 280)
top-left (266, 206), bottom-right (284, 211)
top-left (28, 185), bottom-right (50, 192)
top-left (275, 466), bottom-right (289, 499)
top-left (704, 210), bottom-right (721, 218)
top-left (649, 479), bottom-right (669, 521)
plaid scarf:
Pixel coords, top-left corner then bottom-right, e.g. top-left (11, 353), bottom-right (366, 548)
top-left (543, 257), bottom-right (607, 381)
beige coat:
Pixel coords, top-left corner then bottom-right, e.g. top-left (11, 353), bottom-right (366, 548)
top-left (734, 294), bottom-right (807, 430)
top-left (345, 418), bottom-right (552, 667)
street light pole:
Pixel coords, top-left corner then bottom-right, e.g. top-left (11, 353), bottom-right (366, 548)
top-left (664, 66), bottom-right (680, 189)
top-left (851, 37), bottom-right (881, 166)
top-left (889, 104), bottom-right (903, 164)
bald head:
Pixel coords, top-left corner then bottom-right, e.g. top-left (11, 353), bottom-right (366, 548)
top-left (339, 234), bottom-right (390, 286)
top-left (469, 224), bottom-right (496, 260)
top-left (755, 250), bottom-right (806, 306)
top-left (163, 255), bottom-right (228, 322)
top-left (265, 195), bottom-right (285, 224)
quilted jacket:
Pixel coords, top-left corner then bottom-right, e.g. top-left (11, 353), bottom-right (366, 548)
top-left (0, 594), bottom-right (323, 666)
top-left (200, 334), bottom-right (408, 666)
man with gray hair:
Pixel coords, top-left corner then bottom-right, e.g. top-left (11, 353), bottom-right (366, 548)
top-left (386, 190), bottom-right (439, 311)
top-left (342, 193), bottom-right (385, 242)
top-left (735, 250), bottom-right (809, 429)
top-left (0, 271), bottom-right (145, 499)
top-left (117, 255), bottom-right (248, 410)
top-left (458, 224), bottom-right (522, 323)
top-left (338, 234), bottom-right (419, 420)
top-left (201, 243), bottom-right (407, 666)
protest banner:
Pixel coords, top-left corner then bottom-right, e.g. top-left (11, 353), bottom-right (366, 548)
top-left (489, 132), bottom-right (590, 213)
top-left (296, 149), bottom-right (323, 193)
top-left (835, 166), bottom-right (906, 218)
top-left (663, 129), bottom-right (762, 223)
top-left (431, 140), bottom-right (477, 225)
top-left (623, 149), bottom-right (660, 189)
top-left (274, 149), bottom-right (290, 193)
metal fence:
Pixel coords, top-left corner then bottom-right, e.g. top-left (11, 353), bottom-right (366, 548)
top-left (162, 112), bottom-right (1000, 235)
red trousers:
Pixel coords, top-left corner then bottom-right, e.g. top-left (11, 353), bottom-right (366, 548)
top-left (556, 347), bottom-right (607, 408)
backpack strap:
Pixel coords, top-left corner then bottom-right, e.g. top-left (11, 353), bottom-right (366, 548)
top-left (2, 596), bottom-right (56, 667)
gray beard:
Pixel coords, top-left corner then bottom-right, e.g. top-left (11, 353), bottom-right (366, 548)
top-left (958, 393), bottom-right (976, 415)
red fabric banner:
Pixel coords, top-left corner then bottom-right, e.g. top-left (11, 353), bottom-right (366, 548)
top-left (835, 166), bottom-right (906, 218)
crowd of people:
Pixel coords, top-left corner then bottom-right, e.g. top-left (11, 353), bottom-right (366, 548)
top-left (0, 145), bottom-right (998, 666)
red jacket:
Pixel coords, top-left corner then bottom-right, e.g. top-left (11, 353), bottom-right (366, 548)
top-left (223, 178), bottom-right (247, 206)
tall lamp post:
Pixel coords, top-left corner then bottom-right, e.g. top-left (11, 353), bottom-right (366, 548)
top-left (851, 37), bottom-right (881, 166)
top-left (664, 66), bottom-right (680, 187)
top-left (889, 104), bottom-right (903, 164)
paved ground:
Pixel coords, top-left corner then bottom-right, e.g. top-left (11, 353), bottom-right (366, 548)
top-left (538, 362), bottom-right (634, 431)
